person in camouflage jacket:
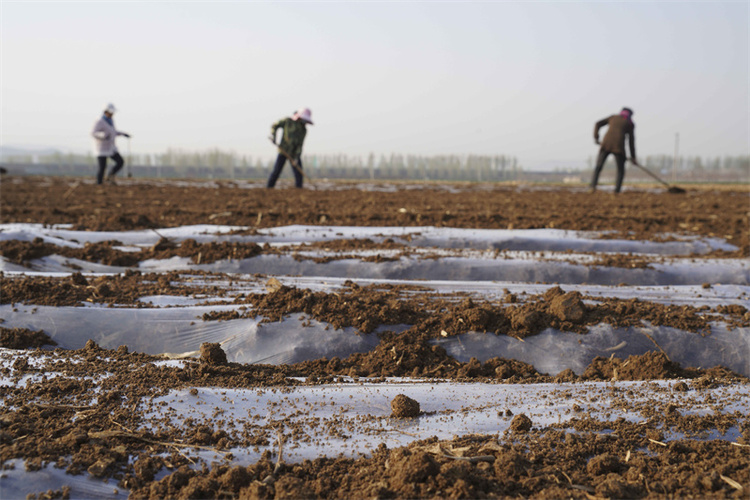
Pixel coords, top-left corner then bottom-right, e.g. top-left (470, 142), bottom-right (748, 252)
top-left (267, 108), bottom-right (313, 188)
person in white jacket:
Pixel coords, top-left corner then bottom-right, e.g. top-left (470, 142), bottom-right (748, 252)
top-left (92, 103), bottom-right (130, 184)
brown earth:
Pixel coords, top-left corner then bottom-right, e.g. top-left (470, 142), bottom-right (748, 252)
top-left (130, 427), bottom-right (750, 499)
top-left (1, 176), bottom-right (749, 498)
top-left (0, 270), bottom-right (211, 307)
top-left (0, 236), bottom-right (651, 271)
top-left (0, 327), bottom-right (57, 350)
top-left (1, 177), bottom-right (747, 256)
top-left (0, 342), bottom-right (747, 499)
top-left (0, 237), bottom-right (415, 268)
top-left (3, 274), bottom-right (748, 344)
top-left (0, 237), bottom-right (266, 267)
top-left (0, 236), bottom-right (711, 271)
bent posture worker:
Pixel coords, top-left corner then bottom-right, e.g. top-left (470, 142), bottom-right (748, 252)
top-left (267, 108), bottom-right (313, 189)
top-left (591, 107), bottom-right (637, 193)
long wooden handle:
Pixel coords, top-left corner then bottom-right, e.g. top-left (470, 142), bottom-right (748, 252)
top-left (270, 138), bottom-right (311, 181)
top-left (629, 160), bottom-right (671, 187)
top-left (277, 148), bottom-right (307, 179)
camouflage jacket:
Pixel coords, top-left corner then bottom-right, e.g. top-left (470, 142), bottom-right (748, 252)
top-left (271, 117), bottom-right (307, 158)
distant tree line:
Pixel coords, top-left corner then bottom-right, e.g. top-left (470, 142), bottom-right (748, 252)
top-left (584, 154), bottom-right (750, 174)
top-left (2, 148), bottom-right (747, 183)
top-left (304, 153), bottom-right (520, 181)
top-left (552, 154), bottom-right (750, 183)
top-left (1, 149), bottom-right (521, 182)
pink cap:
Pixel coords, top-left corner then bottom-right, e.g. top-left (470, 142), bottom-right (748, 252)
top-left (292, 108), bottom-right (313, 124)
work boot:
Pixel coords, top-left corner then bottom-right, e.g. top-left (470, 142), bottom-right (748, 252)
top-left (106, 173), bottom-right (117, 185)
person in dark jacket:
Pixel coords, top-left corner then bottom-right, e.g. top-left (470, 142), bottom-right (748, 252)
top-left (267, 108), bottom-right (313, 188)
top-left (591, 107), bottom-right (637, 193)
top-left (91, 103), bottom-right (130, 185)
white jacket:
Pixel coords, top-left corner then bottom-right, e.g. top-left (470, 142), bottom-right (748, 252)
top-left (92, 116), bottom-right (127, 157)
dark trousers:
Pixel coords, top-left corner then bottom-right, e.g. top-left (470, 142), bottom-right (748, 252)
top-left (591, 149), bottom-right (626, 193)
top-left (267, 153), bottom-right (303, 188)
top-left (97, 153), bottom-right (124, 184)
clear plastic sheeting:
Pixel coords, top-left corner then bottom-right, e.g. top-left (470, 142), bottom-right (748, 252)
top-left (0, 377), bottom-right (747, 499)
top-left (3, 248), bottom-right (748, 287)
top-left (1, 273), bottom-right (748, 373)
top-left (2, 299), bottom-right (748, 375)
top-left (0, 304), bottom-right (246, 355)
top-left (0, 306), bottom-right (380, 363)
top-left (0, 459), bottom-right (122, 500)
top-left (191, 254), bottom-right (748, 286)
top-left (141, 380), bottom-right (749, 458)
top-left (1, 224), bottom-right (746, 286)
top-left (0, 223), bottom-right (244, 248)
top-left (231, 313), bottom-right (381, 365)
top-left (230, 276), bottom-right (749, 309)
top-left (0, 223), bottom-right (736, 254)
top-left (244, 225), bottom-right (735, 255)
top-left (432, 323), bottom-right (750, 377)
top-left (2, 213), bottom-right (748, 498)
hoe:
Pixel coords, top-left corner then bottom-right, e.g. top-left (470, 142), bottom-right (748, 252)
top-left (630, 160), bottom-right (686, 194)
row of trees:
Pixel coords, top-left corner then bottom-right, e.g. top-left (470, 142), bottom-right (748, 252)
top-left (3, 148), bottom-right (748, 182)
top-left (2, 149), bottom-right (521, 181)
top-left (579, 154), bottom-right (750, 174)
top-left (303, 153), bottom-right (521, 181)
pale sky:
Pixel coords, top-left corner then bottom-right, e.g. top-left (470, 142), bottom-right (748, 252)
top-left (1, 1), bottom-right (747, 169)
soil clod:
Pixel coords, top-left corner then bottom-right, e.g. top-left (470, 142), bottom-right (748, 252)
top-left (391, 394), bottom-right (421, 418)
top-left (200, 342), bottom-right (228, 365)
top-left (510, 414), bottom-right (533, 433)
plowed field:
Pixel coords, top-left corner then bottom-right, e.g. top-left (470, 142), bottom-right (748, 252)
top-left (1, 176), bottom-right (748, 499)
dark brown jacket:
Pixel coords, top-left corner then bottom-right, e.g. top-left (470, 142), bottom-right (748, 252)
top-left (595, 115), bottom-right (635, 158)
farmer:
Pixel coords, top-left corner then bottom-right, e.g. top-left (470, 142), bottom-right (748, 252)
top-left (267, 108), bottom-right (313, 189)
top-left (91, 103), bottom-right (130, 185)
top-left (590, 107), bottom-right (638, 193)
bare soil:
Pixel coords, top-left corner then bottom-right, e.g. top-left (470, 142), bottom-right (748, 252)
top-left (1, 176), bottom-right (749, 499)
top-left (3, 274), bottom-right (749, 347)
top-left (1, 341), bottom-right (747, 499)
top-left (1, 177), bottom-right (747, 256)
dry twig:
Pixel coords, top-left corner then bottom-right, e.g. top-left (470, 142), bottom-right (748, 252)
top-left (719, 474), bottom-right (743, 492)
top-left (88, 429), bottom-right (230, 456)
top-left (557, 468), bottom-right (595, 494)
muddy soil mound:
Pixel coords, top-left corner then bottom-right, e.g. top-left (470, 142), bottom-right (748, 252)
top-left (581, 351), bottom-right (689, 380)
top-left (0, 237), bottom-right (265, 267)
top-left (237, 283), bottom-right (748, 340)
top-left (0, 327), bottom-right (57, 349)
top-left (129, 426), bottom-right (749, 499)
top-left (2, 236), bottom-right (706, 271)
top-left (241, 282), bottom-right (432, 334)
top-left (4, 274), bottom-right (748, 347)
top-left (0, 236), bottom-right (431, 269)
top-left (0, 270), bottom-right (205, 307)
top-left (151, 238), bottom-right (265, 264)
